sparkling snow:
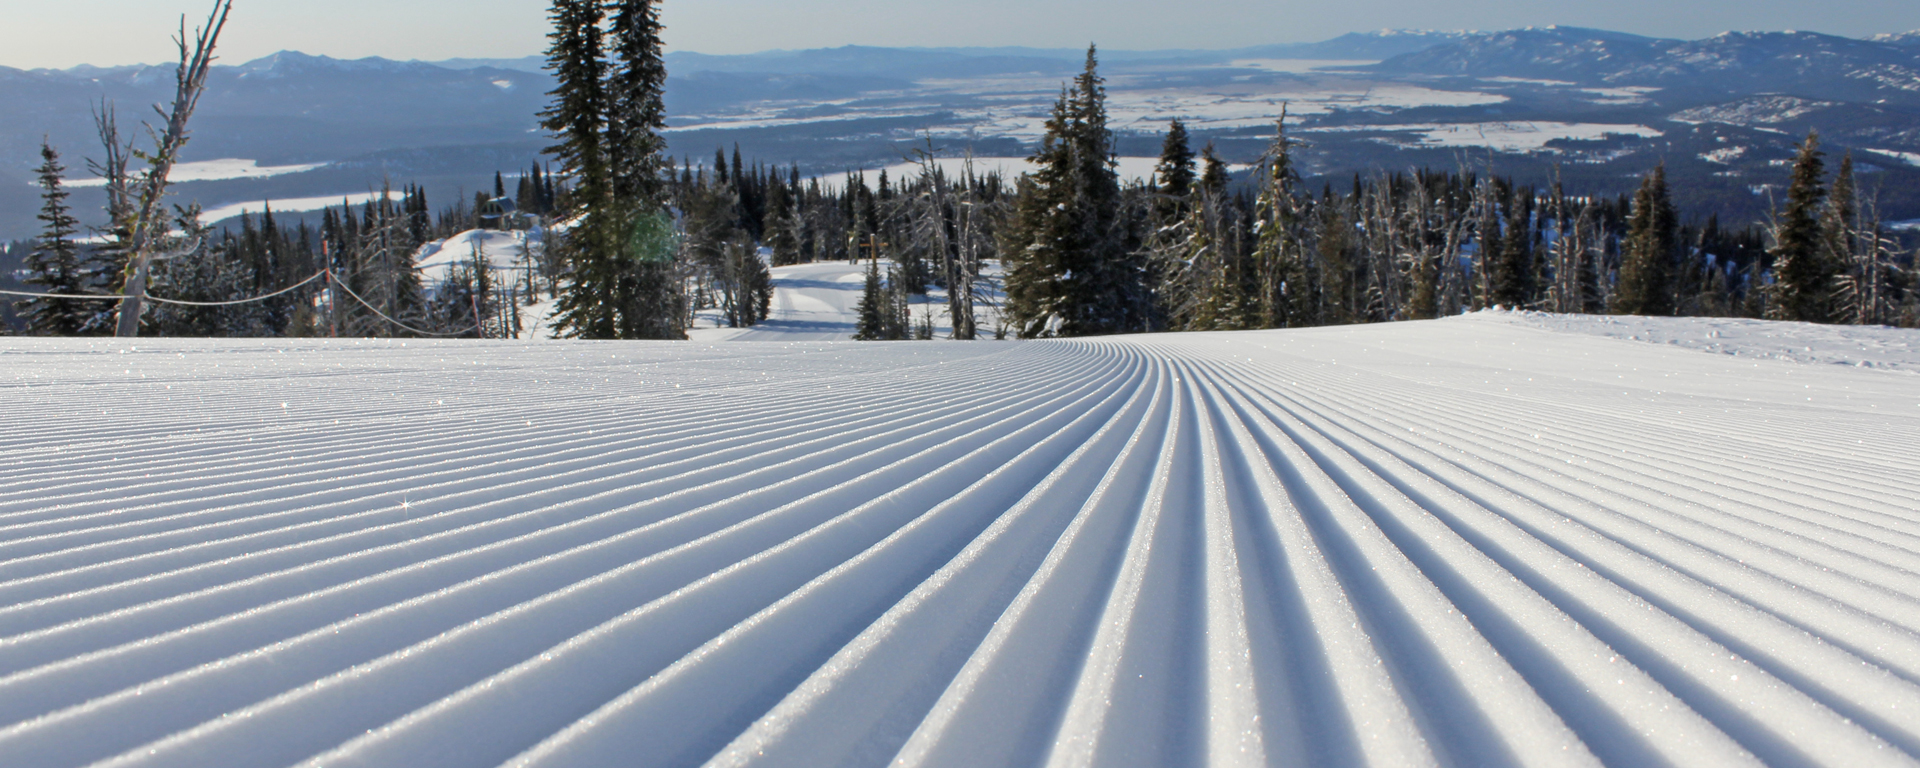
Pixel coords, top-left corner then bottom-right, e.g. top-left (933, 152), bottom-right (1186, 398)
top-left (1, 308), bottom-right (1917, 767)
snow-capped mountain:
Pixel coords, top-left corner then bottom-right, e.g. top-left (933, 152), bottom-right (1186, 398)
top-left (1869, 30), bottom-right (1920, 48)
top-left (1376, 27), bottom-right (1920, 105)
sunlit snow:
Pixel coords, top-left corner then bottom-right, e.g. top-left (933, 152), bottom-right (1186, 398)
top-left (198, 191), bottom-right (388, 225)
top-left (63, 158), bottom-right (328, 188)
top-left (1307, 121), bottom-right (1664, 152)
top-left (3, 294), bottom-right (1917, 766)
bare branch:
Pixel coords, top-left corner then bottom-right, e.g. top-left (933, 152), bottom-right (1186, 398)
top-left (114, 0), bottom-right (234, 337)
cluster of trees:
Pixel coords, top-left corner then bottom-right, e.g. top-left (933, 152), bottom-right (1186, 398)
top-left (987, 48), bottom-right (1919, 336)
top-left (11, 145), bottom-right (538, 339)
top-left (664, 145), bottom-right (1010, 340)
top-left (1122, 125), bottom-right (1915, 333)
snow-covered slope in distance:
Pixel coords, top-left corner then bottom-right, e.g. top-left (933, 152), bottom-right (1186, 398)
top-left (0, 317), bottom-right (1917, 767)
top-left (687, 261), bottom-right (1004, 342)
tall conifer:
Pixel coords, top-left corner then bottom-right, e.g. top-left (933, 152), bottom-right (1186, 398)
top-left (1155, 120), bottom-right (1195, 223)
top-left (1772, 132), bottom-right (1833, 323)
top-left (545, 0), bottom-right (682, 339)
top-left (20, 142), bottom-right (97, 335)
top-left (605, 0), bottom-right (681, 339)
top-left (542, 0), bottom-right (613, 337)
top-left (1615, 165), bottom-right (1677, 316)
top-left (1253, 115), bottom-right (1312, 327)
top-left (1004, 45), bottom-right (1131, 337)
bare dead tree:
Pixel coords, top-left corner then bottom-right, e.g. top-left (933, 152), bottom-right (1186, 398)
top-left (113, 0), bottom-right (234, 337)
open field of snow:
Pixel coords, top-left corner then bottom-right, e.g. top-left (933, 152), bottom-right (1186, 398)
top-left (199, 191), bottom-right (388, 227)
top-left (2, 314), bottom-right (1919, 767)
top-left (668, 67), bottom-right (1510, 143)
top-left (62, 159), bottom-right (330, 189)
top-left (1305, 122), bottom-right (1665, 153)
top-left (416, 229), bottom-right (541, 278)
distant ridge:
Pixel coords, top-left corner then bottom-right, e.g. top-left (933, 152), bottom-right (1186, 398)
top-left (1373, 26), bottom-right (1920, 105)
top-left (19, 26), bottom-right (1915, 80)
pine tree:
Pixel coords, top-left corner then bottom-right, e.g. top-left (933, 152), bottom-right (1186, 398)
top-left (1154, 120), bottom-right (1195, 223)
top-left (542, 0), bottom-right (613, 337)
top-left (19, 142), bottom-right (100, 335)
top-left (1490, 187), bottom-right (1536, 309)
top-left (605, 0), bottom-right (682, 340)
top-left (1615, 165), bottom-right (1677, 316)
top-left (545, 0), bottom-right (682, 340)
top-left (1821, 152), bottom-right (1866, 323)
top-left (1772, 132), bottom-right (1834, 323)
top-left (1004, 45), bottom-right (1132, 337)
top-left (606, 0), bottom-right (669, 208)
top-left (1200, 142), bottom-right (1231, 196)
top-left (854, 258), bottom-right (886, 340)
top-left (148, 204), bottom-right (276, 337)
top-left (764, 178), bottom-right (801, 265)
top-left (1252, 114), bottom-right (1312, 328)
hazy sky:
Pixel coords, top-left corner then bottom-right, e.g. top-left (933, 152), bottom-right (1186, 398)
top-left (4, 0), bottom-right (1919, 69)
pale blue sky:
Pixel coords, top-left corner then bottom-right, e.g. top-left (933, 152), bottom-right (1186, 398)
top-left (3, 0), bottom-right (1918, 69)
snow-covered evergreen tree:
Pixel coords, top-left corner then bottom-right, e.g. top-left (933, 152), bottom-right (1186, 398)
top-left (1252, 114), bottom-right (1315, 328)
top-left (1004, 46), bottom-right (1135, 338)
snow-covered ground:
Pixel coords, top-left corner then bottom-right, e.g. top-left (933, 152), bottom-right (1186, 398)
top-left (64, 159), bottom-right (330, 189)
top-left (1479, 309), bottom-right (1920, 372)
top-left (199, 191), bottom-right (388, 226)
top-left (667, 64), bottom-right (1513, 142)
top-left (812, 157), bottom-right (1175, 191)
top-left (1306, 121), bottom-right (1664, 153)
top-left (1, 313), bottom-right (1918, 767)
top-left (688, 261), bottom-right (1005, 342)
top-left (415, 229), bottom-right (541, 278)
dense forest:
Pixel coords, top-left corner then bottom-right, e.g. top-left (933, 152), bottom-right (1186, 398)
top-left (7, 4), bottom-right (1916, 339)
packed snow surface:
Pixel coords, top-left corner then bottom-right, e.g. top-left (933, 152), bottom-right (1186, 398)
top-left (2, 314), bottom-right (1919, 767)
top-left (1482, 309), bottom-right (1920, 372)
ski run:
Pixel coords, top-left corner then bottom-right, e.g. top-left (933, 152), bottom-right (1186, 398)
top-left (2, 307), bottom-right (1918, 767)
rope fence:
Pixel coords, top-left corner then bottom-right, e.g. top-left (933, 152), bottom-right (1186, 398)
top-left (2, 269), bottom-right (484, 338)
top-left (328, 276), bottom-right (481, 338)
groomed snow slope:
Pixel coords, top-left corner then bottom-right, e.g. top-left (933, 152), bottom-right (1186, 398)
top-left (2, 318), bottom-right (1919, 768)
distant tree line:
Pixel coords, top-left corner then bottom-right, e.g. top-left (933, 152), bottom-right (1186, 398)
top-left (986, 48), bottom-right (1917, 336)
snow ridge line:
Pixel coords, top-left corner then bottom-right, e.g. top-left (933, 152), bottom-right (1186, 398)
top-left (0, 325), bottom-right (1916, 768)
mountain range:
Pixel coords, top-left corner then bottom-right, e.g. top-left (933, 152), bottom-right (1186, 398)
top-left (4, 26), bottom-right (1919, 242)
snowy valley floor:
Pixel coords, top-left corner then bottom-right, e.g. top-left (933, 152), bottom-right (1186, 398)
top-left (1, 315), bottom-right (1918, 767)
